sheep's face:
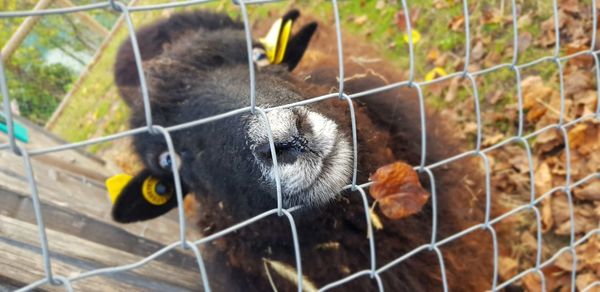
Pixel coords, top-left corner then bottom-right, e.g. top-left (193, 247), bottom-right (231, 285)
top-left (109, 10), bottom-right (352, 223)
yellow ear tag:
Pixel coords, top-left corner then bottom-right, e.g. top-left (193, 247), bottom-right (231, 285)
top-left (106, 174), bottom-right (133, 204)
top-left (260, 18), bottom-right (283, 63)
top-left (273, 19), bottom-right (293, 64)
top-left (142, 176), bottom-right (173, 206)
top-left (259, 18), bottom-right (293, 64)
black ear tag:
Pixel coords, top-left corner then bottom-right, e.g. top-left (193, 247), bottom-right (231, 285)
top-left (111, 169), bottom-right (187, 223)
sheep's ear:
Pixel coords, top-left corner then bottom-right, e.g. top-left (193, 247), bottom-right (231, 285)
top-left (282, 21), bottom-right (317, 71)
top-left (106, 170), bottom-right (187, 223)
top-left (258, 10), bottom-right (317, 71)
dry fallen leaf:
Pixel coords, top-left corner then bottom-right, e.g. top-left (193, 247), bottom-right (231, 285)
top-left (394, 11), bottom-right (408, 31)
top-left (561, 0), bottom-right (580, 14)
top-left (353, 15), bottom-right (368, 26)
top-left (536, 162), bottom-right (554, 232)
top-left (522, 272), bottom-right (543, 292)
top-left (449, 15), bottom-right (465, 31)
top-left (574, 181), bottom-right (600, 201)
top-left (577, 237), bottom-right (600, 271)
top-left (535, 128), bottom-right (562, 154)
top-left (482, 133), bottom-right (504, 147)
top-left (576, 273), bottom-right (599, 291)
top-left (569, 123), bottom-right (589, 150)
top-left (518, 31), bottom-right (533, 53)
top-left (472, 41), bottom-right (486, 61)
top-left (554, 251), bottom-right (578, 272)
top-left (369, 162), bottom-right (430, 220)
top-left (564, 70), bottom-right (592, 97)
top-left (427, 48), bottom-right (440, 63)
top-left (498, 256), bottom-right (519, 280)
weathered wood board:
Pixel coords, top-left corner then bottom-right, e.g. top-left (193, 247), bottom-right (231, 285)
top-left (0, 116), bottom-right (204, 291)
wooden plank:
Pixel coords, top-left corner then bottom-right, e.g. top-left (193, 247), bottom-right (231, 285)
top-left (33, 154), bottom-right (108, 182)
top-left (0, 215), bottom-right (203, 291)
top-left (0, 150), bottom-right (188, 245)
top-left (0, 241), bottom-right (140, 292)
top-left (0, 187), bottom-right (199, 270)
top-left (14, 114), bottom-right (108, 168)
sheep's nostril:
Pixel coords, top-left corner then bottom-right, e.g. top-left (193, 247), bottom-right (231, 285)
top-left (254, 141), bottom-right (302, 165)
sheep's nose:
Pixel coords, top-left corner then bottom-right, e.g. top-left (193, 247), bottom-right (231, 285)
top-left (254, 139), bottom-right (306, 165)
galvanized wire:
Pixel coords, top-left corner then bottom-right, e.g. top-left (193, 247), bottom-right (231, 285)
top-left (1, 0), bottom-right (600, 291)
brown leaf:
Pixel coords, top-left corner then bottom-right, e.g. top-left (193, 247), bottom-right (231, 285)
top-left (574, 181), bottom-right (600, 201)
top-left (517, 13), bottom-right (532, 29)
top-left (577, 237), bottom-right (600, 271)
top-left (370, 162), bottom-right (419, 200)
top-left (498, 257), bottom-right (518, 281)
top-left (377, 189), bottom-right (430, 219)
top-left (472, 41), bottom-right (486, 61)
top-left (521, 76), bottom-right (556, 124)
top-left (554, 251), bottom-right (578, 272)
top-left (481, 7), bottom-right (502, 24)
top-left (518, 32), bottom-right (533, 53)
top-left (449, 15), bottom-right (464, 31)
top-left (551, 194), bottom-right (571, 227)
top-left (527, 105), bottom-right (548, 122)
top-left (394, 11), bottom-right (407, 31)
top-left (536, 162), bottom-right (555, 232)
top-left (535, 162), bottom-right (553, 195)
top-left (568, 123), bottom-right (589, 150)
top-left (521, 231), bottom-right (539, 252)
top-left (509, 155), bottom-right (530, 174)
top-left (560, 0), bottom-right (579, 14)
top-left (535, 128), bottom-right (562, 154)
top-left (564, 70), bottom-right (592, 97)
top-left (487, 90), bottom-right (504, 105)
top-left (576, 273), bottom-right (599, 291)
top-left (444, 77), bottom-right (460, 102)
top-left (483, 134), bottom-right (504, 147)
top-left (542, 265), bottom-right (572, 292)
top-left (554, 202), bottom-right (597, 235)
top-left (369, 162), bottom-right (431, 220)
top-left (566, 45), bottom-right (594, 68)
top-left (522, 272), bottom-right (543, 291)
top-left (573, 91), bottom-right (598, 116)
top-left (541, 197), bottom-right (554, 233)
top-left (354, 15), bottom-right (368, 25)
top-left (577, 125), bottom-right (600, 155)
top-left (427, 48), bottom-right (440, 63)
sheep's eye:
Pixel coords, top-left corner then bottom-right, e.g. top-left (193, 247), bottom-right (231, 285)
top-left (158, 151), bottom-right (181, 171)
top-left (252, 47), bottom-right (270, 67)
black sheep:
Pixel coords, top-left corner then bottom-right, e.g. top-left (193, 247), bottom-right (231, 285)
top-left (110, 9), bottom-right (497, 291)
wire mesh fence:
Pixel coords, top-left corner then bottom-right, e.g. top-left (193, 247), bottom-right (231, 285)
top-left (1, 0), bottom-right (600, 291)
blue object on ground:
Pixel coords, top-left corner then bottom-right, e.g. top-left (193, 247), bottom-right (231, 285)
top-left (0, 115), bottom-right (30, 143)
